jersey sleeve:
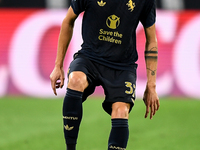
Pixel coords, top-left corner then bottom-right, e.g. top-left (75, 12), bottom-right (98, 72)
top-left (70, 0), bottom-right (87, 15)
top-left (139, 0), bottom-right (156, 28)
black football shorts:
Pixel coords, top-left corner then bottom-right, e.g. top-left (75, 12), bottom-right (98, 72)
top-left (67, 55), bottom-right (137, 115)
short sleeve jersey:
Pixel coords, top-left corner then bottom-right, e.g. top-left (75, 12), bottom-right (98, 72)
top-left (71, 0), bottom-right (156, 70)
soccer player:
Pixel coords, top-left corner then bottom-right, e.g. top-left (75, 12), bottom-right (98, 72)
top-left (50, 0), bottom-right (160, 149)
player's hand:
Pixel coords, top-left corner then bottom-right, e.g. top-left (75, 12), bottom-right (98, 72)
top-left (143, 84), bottom-right (160, 119)
top-left (50, 67), bottom-right (65, 96)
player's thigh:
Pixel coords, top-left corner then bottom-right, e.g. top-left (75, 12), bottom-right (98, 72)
top-left (101, 68), bottom-right (136, 115)
top-left (67, 56), bottom-right (98, 93)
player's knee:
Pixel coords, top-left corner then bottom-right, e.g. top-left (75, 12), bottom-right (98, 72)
top-left (68, 71), bottom-right (88, 92)
top-left (111, 102), bottom-right (130, 119)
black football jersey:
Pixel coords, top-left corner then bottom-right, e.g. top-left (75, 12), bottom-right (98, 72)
top-left (71, 0), bottom-right (156, 70)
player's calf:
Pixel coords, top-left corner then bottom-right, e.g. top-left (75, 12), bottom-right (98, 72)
top-left (63, 88), bottom-right (83, 150)
top-left (108, 102), bottom-right (130, 150)
top-left (108, 119), bottom-right (129, 150)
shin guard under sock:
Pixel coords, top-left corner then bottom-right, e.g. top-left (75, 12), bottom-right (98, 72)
top-left (108, 119), bottom-right (129, 150)
top-left (63, 88), bottom-right (83, 149)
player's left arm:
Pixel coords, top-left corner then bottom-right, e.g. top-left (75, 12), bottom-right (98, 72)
top-left (143, 23), bottom-right (160, 119)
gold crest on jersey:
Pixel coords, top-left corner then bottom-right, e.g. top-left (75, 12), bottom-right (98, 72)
top-left (126, 0), bottom-right (135, 12)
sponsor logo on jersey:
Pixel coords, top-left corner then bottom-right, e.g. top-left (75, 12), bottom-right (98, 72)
top-left (97, 14), bottom-right (123, 44)
top-left (126, 0), bottom-right (135, 12)
top-left (97, 0), bottom-right (106, 6)
top-left (106, 15), bottom-right (120, 29)
top-left (98, 29), bottom-right (123, 44)
top-left (64, 125), bottom-right (74, 131)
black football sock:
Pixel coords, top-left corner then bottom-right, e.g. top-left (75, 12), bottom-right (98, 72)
top-left (63, 88), bottom-right (83, 150)
top-left (108, 119), bottom-right (129, 150)
top-left (67, 144), bottom-right (76, 150)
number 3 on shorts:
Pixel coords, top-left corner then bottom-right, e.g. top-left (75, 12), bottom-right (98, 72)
top-left (125, 82), bottom-right (136, 97)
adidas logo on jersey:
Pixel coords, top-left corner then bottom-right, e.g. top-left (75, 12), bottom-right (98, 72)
top-left (97, 0), bottom-right (106, 6)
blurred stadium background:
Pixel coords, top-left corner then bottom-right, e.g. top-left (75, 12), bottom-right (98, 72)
top-left (0, 0), bottom-right (200, 150)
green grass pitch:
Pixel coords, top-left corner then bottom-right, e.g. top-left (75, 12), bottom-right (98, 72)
top-left (0, 96), bottom-right (200, 150)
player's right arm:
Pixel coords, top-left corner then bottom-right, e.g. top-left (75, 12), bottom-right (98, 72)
top-left (50, 7), bottom-right (78, 95)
